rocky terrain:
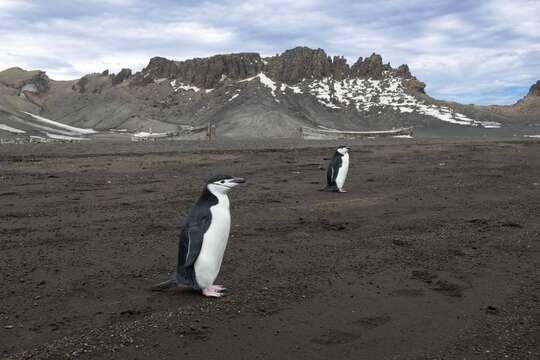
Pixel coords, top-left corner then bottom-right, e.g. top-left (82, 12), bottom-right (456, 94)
top-left (0, 47), bottom-right (538, 140)
top-left (1, 139), bottom-right (539, 359)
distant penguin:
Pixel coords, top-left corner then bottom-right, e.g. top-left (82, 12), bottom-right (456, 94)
top-left (151, 175), bottom-right (245, 297)
top-left (324, 146), bottom-right (349, 192)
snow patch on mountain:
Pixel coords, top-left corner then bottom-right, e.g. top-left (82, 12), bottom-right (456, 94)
top-left (280, 83), bottom-right (303, 94)
top-left (170, 79), bottom-right (201, 92)
top-left (305, 77), bottom-right (500, 128)
top-left (46, 133), bottom-right (90, 141)
top-left (239, 73), bottom-right (277, 97)
top-left (0, 124), bottom-right (26, 134)
top-left (23, 112), bottom-right (97, 134)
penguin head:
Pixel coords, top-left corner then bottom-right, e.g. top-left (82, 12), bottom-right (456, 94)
top-left (206, 174), bottom-right (246, 194)
top-left (336, 146), bottom-right (349, 155)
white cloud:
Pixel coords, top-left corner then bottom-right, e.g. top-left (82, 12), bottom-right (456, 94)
top-left (481, 0), bottom-right (540, 38)
top-left (0, 11), bottom-right (236, 79)
top-left (0, 0), bottom-right (29, 9)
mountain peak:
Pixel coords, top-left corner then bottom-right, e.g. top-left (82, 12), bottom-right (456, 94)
top-left (351, 53), bottom-right (390, 79)
top-left (139, 47), bottom-right (419, 89)
top-left (265, 46), bottom-right (345, 83)
top-left (527, 80), bottom-right (540, 97)
top-left (0, 67), bottom-right (49, 94)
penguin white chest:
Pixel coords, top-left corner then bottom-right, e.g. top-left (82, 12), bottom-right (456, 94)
top-left (194, 194), bottom-right (231, 288)
top-left (336, 153), bottom-right (349, 189)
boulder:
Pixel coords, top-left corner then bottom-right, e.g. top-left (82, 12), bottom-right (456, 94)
top-left (112, 68), bottom-right (132, 86)
top-left (351, 53), bottom-right (391, 79)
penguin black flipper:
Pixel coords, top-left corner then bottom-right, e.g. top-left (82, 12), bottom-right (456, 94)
top-left (327, 154), bottom-right (342, 185)
top-left (176, 186), bottom-right (217, 272)
top-left (150, 218), bottom-right (211, 291)
top-left (151, 189), bottom-right (215, 291)
top-left (324, 153), bottom-right (342, 191)
top-left (178, 218), bottom-right (211, 268)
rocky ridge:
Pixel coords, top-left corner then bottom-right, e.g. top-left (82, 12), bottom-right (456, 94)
top-left (139, 47), bottom-right (423, 92)
top-left (0, 46), bottom-right (538, 140)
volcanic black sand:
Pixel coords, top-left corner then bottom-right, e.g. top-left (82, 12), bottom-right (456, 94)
top-left (1, 139), bottom-right (539, 359)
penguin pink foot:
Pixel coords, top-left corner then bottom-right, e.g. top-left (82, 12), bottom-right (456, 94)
top-left (208, 284), bottom-right (226, 292)
top-left (202, 285), bottom-right (228, 297)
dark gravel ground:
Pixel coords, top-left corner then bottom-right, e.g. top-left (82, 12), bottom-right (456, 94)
top-left (1, 138), bottom-right (539, 359)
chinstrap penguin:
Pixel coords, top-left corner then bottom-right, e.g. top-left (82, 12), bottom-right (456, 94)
top-left (151, 175), bottom-right (245, 297)
top-left (324, 146), bottom-right (349, 192)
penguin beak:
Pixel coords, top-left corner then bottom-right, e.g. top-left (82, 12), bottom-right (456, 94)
top-left (231, 177), bottom-right (246, 184)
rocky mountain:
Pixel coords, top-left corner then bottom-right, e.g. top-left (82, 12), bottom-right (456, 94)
top-left (527, 80), bottom-right (540, 97)
top-left (482, 80), bottom-right (540, 124)
top-left (0, 46), bottom-right (538, 140)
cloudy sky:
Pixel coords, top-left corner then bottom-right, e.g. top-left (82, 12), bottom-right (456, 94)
top-left (0, 0), bottom-right (539, 105)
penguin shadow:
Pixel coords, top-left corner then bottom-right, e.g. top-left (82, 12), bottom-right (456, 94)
top-left (147, 285), bottom-right (204, 299)
top-left (148, 284), bottom-right (234, 300)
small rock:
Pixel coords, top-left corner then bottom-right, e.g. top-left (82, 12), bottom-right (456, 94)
top-left (392, 239), bottom-right (411, 247)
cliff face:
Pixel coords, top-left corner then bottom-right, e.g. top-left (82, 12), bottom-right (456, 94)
top-left (527, 80), bottom-right (540, 97)
top-left (140, 47), bottom-right (424, 91)
top-left (265, 47), bottom-right (343, 82)
top-left (143, 53), bottom-right (265, 88)
top-left (351, 53), bottom-right (390, 78)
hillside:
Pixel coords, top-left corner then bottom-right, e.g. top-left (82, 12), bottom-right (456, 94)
top-left (0, 47), bottom-right (538, 140)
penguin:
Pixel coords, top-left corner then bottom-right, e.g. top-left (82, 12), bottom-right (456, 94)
top-left (324, 146), bottom-right (350, 192)
top-left (151, 175), bottom-right (245, 297)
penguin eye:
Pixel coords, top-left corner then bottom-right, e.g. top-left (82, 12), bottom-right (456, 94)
top-left (220, 180), bottom-right (225, 184)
